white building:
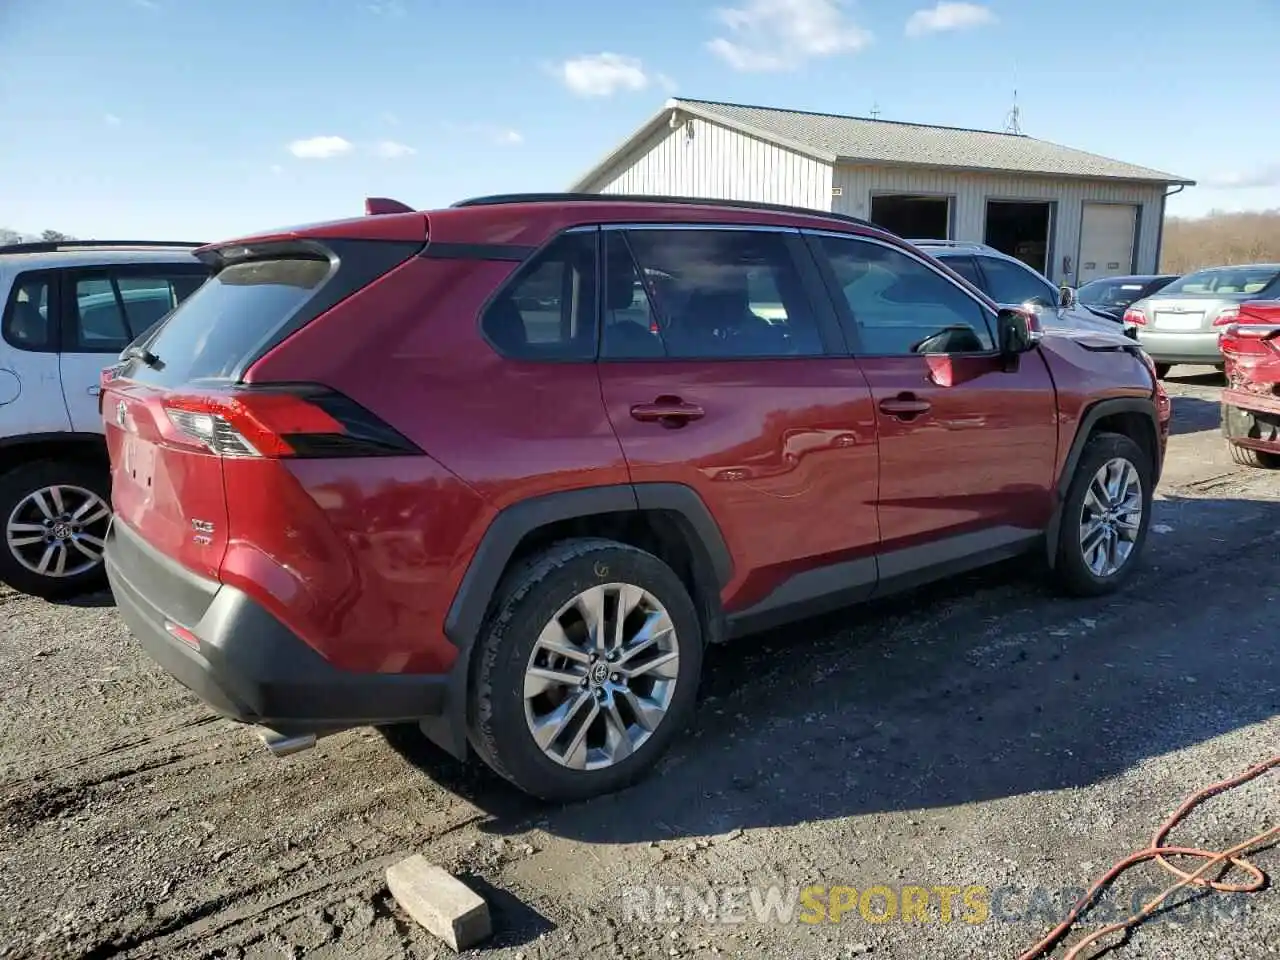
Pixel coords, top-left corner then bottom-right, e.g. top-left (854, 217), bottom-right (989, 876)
top-left (570, 98), bottom-right (1194, 287)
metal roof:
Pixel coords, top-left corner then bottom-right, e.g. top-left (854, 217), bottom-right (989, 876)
top-left (572, 98), bottom-right (1194, 189)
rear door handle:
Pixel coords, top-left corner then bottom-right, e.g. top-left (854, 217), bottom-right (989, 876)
top-left (878, 394), bottom-right (932, 419)
top-left (630, 398), bottom-right (705, 427)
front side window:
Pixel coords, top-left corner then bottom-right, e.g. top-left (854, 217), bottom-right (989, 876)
top-left (2, 275), bottom-right (53, 351)
top-left (976, 256), bottom-right (1058, 308)
top-left (607, 228), bottom-right (824, 360)
top-left (481, 232), bottom-right (597, 360)
top-left (818, 235), bottom-right (993, 355)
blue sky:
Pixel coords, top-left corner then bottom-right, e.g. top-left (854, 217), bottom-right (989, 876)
top-left (2, 0), bottom-right (1278, 240)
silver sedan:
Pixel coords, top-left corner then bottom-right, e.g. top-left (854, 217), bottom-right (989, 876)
top-left (1129, 263), bottom-right (1280, 375)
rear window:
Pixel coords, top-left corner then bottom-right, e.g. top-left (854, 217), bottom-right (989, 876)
top-left (1161, 267), bottom-right (1280, 296)
top-left (128, 257), bottom-right (330, 385)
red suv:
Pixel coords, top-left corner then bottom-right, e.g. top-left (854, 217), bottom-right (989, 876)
top-left (1220, 300), bottom-right (1280, 468)
top-left (101, 194), bottom-right (1169, 800)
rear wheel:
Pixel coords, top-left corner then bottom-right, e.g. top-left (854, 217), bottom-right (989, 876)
top-left (1229, 443), bottom-right (1280, 469)
top-left (0, 460), bottom-right (112, 600)
top-left (469, 539), bottom-right (702, 801)
top-left (1052, 433), bottom-right (1152, 597)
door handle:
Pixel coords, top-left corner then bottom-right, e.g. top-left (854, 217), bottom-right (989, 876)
top-left (630, 398), bottom-right (705, 427)
top-left (878, 394), bottom-right (932, 419)
top-left (87, 386), bottom-right (101, 397)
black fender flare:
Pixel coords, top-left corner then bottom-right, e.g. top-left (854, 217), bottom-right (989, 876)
top-left (420, 482), bottom-right (732, 759)
top-left (1044, 397), bottom-right (1160, 567)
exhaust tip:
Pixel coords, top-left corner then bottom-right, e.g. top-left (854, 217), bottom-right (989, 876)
top-left (258, 727), bottom-right (317, 758)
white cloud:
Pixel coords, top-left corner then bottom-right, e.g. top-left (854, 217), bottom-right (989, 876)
top-left (104, 113), bottom-right (122, 126)
top-left (554, 53), bottom-right (652, 98)
top-left (367, 0), bottom-right (405, 15)
top-left (288, 135), bottom-right (353, 159)
top-left (905, 2), bottom-right (996, 37)
top-left (372, 139), bottom-right (416, 159)
top-left (1203, 163), bottom-right (1280, 189)
top-left (707, 0), bottom-right (871, 72)
top-left (131, 0), bottom-right (159, 9)
top-left (491, 128), bottom-right (523, 146)
top-left (269, 164), bottom-right (284, 176)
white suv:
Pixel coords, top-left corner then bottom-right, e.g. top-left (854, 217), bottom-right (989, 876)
top-left (0, 240), bottom-right (209, 598)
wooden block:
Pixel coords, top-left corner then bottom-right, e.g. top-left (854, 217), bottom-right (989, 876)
top-left (385, 855), bottom-right (491, 952)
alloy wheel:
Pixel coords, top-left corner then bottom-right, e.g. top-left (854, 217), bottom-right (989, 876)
top-left (523, 583), bottom-right (680, 771)
top-left (1078, 457), bottom-right (1143, 578)
top-left (5, 484), bottom-right (112, 579)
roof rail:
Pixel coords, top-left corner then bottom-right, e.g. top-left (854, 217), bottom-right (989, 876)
top-left (0, 239), bottom-right (205, 255)
top-left (451, 192), bottom-right (877, 229)
top-left (907, 238), bottom-right (993, 249)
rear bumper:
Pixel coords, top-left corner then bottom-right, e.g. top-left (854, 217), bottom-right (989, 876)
top-left (1135, 329), bottom-right (1222, 365)
top-left (104, 521), bottom-right (448, 736)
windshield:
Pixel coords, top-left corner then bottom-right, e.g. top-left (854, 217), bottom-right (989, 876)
top-left (1160, 266), bottom-right (1280, 297)
top-left (1078, 279), bottom-right (1150, 309)
top-left (126, 256), bottom-right (332, 386)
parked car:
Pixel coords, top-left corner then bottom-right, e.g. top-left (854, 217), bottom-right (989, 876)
top-left (909, 240), bottom-right (1138, 338)
top-left (101, 194), bottom-right (1169, 801)
top-left (1124, 263), bottom-right (1280, 377)
top-left (1077, 274), bottom-right (1179, 322)
top-left (1219, 300), bottom-right (1280, 468)
top-left (0, 239), bottom-right (209, 598)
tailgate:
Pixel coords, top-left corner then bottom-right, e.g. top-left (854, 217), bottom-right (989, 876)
top-left (104, 379), bottom-right (229, 579)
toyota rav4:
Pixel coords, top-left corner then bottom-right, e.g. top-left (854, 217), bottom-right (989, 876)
top-left (102, 194), bottom-right (1170, 801)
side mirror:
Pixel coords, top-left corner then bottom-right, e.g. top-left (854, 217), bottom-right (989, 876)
top-left (1059, 285), bottom-right (1077, 308)
top-left (998, 307), bottom-right (1040, 358)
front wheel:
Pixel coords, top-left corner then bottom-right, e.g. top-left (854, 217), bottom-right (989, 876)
top-left (468, 539), bottom-right (703, 801)
top-left (0, 460), bottom-right (112, 600)
top-left (1052, 433), bottom-right (1153, 597)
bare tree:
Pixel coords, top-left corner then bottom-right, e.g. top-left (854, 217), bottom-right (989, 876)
top-left (0, 228), bottom-right (23, 247)
top-left (40, 230), bottom-right (73, 243)
top-left (1161, 209), bottom-right (1280, 272)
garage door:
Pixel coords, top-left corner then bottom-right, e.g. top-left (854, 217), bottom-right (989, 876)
top-left (1078, 203), bottom-right (1137, 285)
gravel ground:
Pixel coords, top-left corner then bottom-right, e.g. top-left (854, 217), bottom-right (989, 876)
top-left (1, 366), bottom-right (1276, 960)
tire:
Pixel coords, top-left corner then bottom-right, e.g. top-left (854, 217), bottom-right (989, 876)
top-left (1153, 363), bottom-right (1171, 379)
top-left (0, 460), bottom-right (112, 600)
top-left (1229, 443), bottom-right (1280, 469)
top-left (1052, 432), bottom-right (1153, 598)
top-left (468, 538), bottom-right (703, 801)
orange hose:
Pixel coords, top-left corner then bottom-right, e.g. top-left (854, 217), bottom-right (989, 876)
top-left (1017, 755), bottom-right (1279, 960)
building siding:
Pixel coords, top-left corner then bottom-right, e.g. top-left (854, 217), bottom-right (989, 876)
top-left (586, 117), bottom-right (834, 211)
top-left (832, 164), bottom-right (1167, 284)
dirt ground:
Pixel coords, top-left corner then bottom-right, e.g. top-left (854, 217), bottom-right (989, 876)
top-left (1, 366), bottom-right (1277, 960)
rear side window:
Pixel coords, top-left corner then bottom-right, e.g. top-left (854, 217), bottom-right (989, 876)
top-left (481, 232), bottom-right (597, 360)
top-left (938, 254), bottom-right (984, 289)
top-left (606, 228), bottom-right (824, 360)
top-left (2, 275), bottom-right (53, 351)
top-left (73, 278), bottom-right (132, 352)
top-left (68, 270), bottom-right (209, 353)
top-left (131, 257), bottom-right (330, 385)
top-left (975, 256), bottom-right (1057, 308)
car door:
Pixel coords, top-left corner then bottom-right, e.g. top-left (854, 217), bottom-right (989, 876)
top-left (1, 271), bottom-right (73, 436)
top-left (596, 225), bottom-right (881, 625)
top-left (59, 265), bottom-right (207, 432)
top-left (807, 232), bottom-right (1059, 585)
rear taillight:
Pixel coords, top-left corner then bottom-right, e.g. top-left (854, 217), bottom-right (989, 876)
top-left (161, 386), bottom-right (420, 459)
top-left (1212, 305), bottom-right (1241, 327)
top-left (1123, 307), bottom-right (1147, 327)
